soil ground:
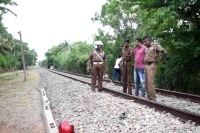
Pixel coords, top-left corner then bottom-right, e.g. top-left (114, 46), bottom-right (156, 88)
top-left (0, 69), bottom-right (46, 133)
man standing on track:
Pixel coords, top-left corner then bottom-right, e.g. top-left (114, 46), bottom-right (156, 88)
top-left (143, 36), bottom-right (168, 101)
top-left (131, 38), bottom-right (146, 98)
top-left (119, 39), bottom-right (133, 95)
top-left (86, 41), bottom-right (109, 92)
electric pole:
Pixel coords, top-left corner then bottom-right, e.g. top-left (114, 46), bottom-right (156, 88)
top-left (18, 31), bottom-right (26, 81)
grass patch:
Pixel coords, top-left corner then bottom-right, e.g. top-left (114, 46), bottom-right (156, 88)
top-left (0, 74), bottom-right (16, 83)
top-left (0, 70), bottom-right (23, 84)
top-left (0, 69), bottom-right (39, 93)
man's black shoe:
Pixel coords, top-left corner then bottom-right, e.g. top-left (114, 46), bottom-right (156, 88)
top-left (128, 91), bottom-right (132, 95)
top-left (123, 90), bottom-right (127, 93)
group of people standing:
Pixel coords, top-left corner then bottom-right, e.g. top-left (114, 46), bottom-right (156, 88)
top-left (86, 36), bottom-right (168, 101)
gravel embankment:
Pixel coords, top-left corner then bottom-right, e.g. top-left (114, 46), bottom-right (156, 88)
top-left (39, 69), bottom-right (200, 133)
top-left (57, 71), bottom-right (200, 115)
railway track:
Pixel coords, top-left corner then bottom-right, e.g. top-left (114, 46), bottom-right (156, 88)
top-left (46, 69), bottom-right (200, 126)
top-left (55, 70), bottom-right (200, 115)
top-left (55, 69), bottom-right (200, 104)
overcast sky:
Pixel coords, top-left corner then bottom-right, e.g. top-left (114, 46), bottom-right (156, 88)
top-left (2, 0), bottom-right (110, 61)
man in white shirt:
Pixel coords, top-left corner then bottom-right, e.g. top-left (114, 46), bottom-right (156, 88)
top-left (111, 55), bottom-right (122, 83)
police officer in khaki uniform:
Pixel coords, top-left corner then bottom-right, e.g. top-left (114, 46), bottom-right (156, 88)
top-left (143, 36), bottom-right (168, 100)
top-left (119, 39), bottom-right (133, 95)
top-left (86, 41), bottom-right (109, 92)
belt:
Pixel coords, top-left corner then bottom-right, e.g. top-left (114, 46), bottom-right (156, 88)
top-left (123, 60), bottom-right (131, 64)
top-left (93, 62), bottom-right (103, 64)
top-left (145, 62), bottom-right (157, 65)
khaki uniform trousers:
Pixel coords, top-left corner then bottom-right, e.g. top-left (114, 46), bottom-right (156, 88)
top-left (91, 64), bottom-right (104, 89)
top-left (145, 64), bottom-right (157, 99)
top-left (122, 62), bottom-right (132, 92)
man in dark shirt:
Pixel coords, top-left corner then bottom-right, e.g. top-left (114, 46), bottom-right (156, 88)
top-left (119, 39), bottom-right (133, 95)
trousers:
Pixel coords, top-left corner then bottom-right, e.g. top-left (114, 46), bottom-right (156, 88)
top-left (134, 68), bottom-right (145, 97)
top-left (111, 68), bottom-right (121, 82)
top-left (91, 64), bottom-right (104, 89)
top-left (122, 62), bottom-right (132, 92)
top-left (145, 63), bottom-right (157, 99)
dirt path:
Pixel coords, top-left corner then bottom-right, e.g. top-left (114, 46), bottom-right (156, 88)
top-left (0, 69), bottom-right (46, 133)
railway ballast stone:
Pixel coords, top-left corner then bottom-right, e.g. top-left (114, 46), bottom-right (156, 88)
top-left (39, 69), bottom-right (200, 133)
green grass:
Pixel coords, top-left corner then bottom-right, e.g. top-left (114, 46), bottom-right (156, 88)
top-left (0, 69), bottom-right (39, 91)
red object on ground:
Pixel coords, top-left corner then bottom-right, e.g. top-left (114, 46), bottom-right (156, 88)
top-left (59, 120), bottom-right (74, 133)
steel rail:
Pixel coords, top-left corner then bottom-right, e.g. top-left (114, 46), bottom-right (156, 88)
top-left (47, 69), bottom-right (200, 125)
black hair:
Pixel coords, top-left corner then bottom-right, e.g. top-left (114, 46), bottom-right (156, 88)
top-left (124, 39), bottom-right (130, 43)
top-left (142, 36), bottom-right (150, 40)
top-left (118, 55), bottom-right (122, 58)
top-left (136, 38), bottom-right (143, 43)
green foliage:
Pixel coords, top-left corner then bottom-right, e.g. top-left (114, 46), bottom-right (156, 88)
top-left (0, 53), bottom-right (19, 69)
top-left (44, 41), bottom-right (93, 74)
top-left (45, 44), bottom-right (62, 68)
top-left (0, 0), bottom-right (17, 16)
top-left (0, 0), bottom-right (17, 56)
top-left (38, 59), bottom-right (48, 67)
top-left (24, 49), bottom-right (37, 67)
top-left (0, 54), bottom-right (6, 67)
top-left (0, 24), bottom-right (14, 55)
top-left (0, 0), bottom-right (38, 72)
top-left (92, 0), bottom-right (138, 40)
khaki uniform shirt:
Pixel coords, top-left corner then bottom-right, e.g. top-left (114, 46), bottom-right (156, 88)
top-left (144, 43), bottom-right (164, 63)
top-left (122, 47), bottom-right (132, 61)
top-left (87, 49), bottom-right (108, 73)
top-left (88, 50), bottom-right (106, 62)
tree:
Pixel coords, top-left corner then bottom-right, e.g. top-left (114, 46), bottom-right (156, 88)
top-left (45, 44), bottom-right (62, 68)
top-left (0, 0), bottom-right (17, 55)
top-left (31, 49), bottom-right (37, 66)
top-left (92, 0), bottom-right (139, 40)
top-left (0, 0), bottom-right (19, 72)
top-left (38, 59), bottom-right (48, 67)
top-left (0, 0), bottom-right (17, 16)
top-left (0, 24), bottom-right (14, 55)
top-left (44, 41), bottom-right (93, 74)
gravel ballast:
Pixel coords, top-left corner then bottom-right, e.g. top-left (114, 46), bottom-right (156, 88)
top-left (55, 71), bottom-right (200, 115)
top-left (39, 69), bottom-right (200, 133)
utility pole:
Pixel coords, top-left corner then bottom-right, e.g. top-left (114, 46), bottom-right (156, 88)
top-left (18, 31), bottom-right (26, 81)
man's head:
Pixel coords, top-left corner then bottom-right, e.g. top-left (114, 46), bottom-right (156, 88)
top-left (94, 41), bottom-right (103, 50)
top-left (124, 39), bottom-right (130, 48)
top-left (142, 36), bottom-right (151, 46)
top-left (135, 38), bottom-right (143, 47)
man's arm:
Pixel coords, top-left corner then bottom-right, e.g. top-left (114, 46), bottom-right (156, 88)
top-left (118, 57), bottom-right (123, 68)
top-left (157, 49), bottom-right (168, 63)
top-left (155, 44), bottom-right (168, 63)
top-left (130, 46), bottom-right (137, 59)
